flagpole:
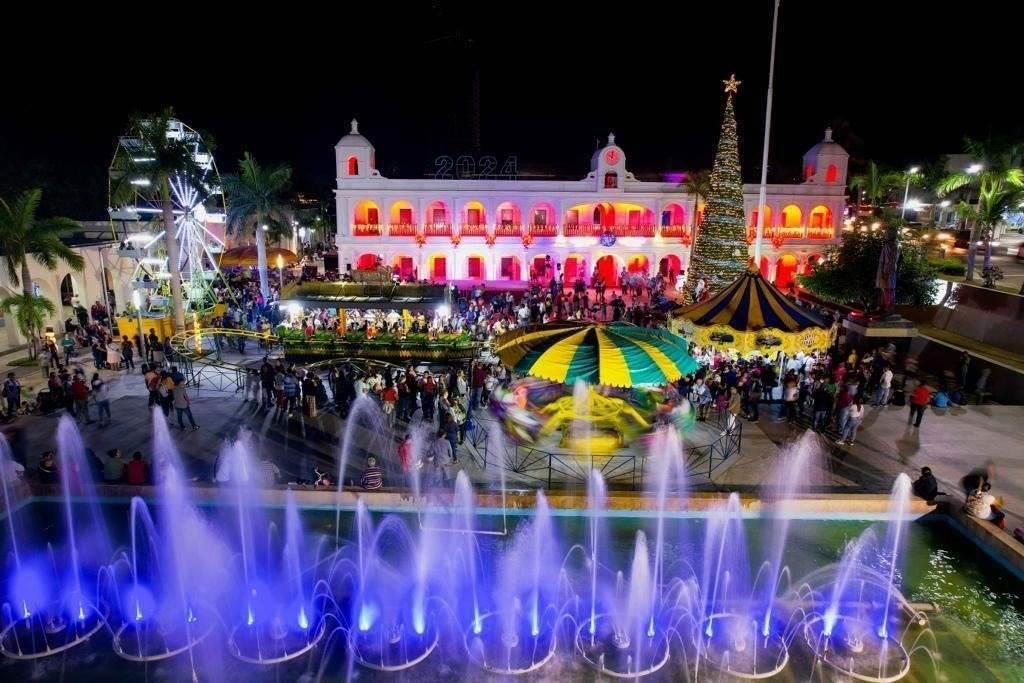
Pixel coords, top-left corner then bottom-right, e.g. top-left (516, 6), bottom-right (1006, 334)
top-left (753, 0), bottom-right (781, 266)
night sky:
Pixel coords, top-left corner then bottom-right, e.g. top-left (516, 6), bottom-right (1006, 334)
top-left (2, 1), bottom-right (1021, 219)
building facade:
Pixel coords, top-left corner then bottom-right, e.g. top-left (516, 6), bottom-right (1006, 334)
top-left (333, 120), bottom-right (849, 291)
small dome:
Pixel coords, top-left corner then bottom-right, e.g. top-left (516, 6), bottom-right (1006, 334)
top-left (337, 118), bottom-right (373, 148)
top-left (591, 132), bottom-right (621, 171)
top-left (804, 127), bottom-right (847, 159)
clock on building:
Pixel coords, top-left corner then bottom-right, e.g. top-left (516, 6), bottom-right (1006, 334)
top-left (604, 148), bottom-right (619, 165)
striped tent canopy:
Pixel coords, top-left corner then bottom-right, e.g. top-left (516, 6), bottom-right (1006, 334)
top-left (671, 270), bottom-right (832, 355)
top-left (494, 322), bottom-right (698, 388)
top-left (218, 246), bottom-right (298, 267)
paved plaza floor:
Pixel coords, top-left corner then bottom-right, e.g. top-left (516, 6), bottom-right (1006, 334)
top-left (3, 349), bottom-right (1022, 530)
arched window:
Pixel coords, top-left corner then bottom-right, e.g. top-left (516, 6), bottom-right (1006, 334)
top-left (593, 206), bottom-right (602, 224)
top-left (809, 205), bottom-right (833, 229)
top-left (347, 156), bottom-right (359, 176)
top-left (781, 204), bottom-right (802, 228)
top-left (804, 164), bottom-right (815, 179)
top-left (825, 164), bottom-right (838, 183)
top-left (604, 171), bottom-right (618, 188)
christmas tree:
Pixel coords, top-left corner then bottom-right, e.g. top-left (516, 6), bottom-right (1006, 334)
top-left (686, 75), bottom-right (750, 302)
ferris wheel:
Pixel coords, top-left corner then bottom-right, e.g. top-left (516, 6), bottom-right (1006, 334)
top-left (108, 118), bottom-right (228, 311)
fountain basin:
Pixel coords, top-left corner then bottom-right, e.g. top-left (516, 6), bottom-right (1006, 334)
top-left (464, 610), bottom-right (556, 674)
top-left (803, 614), bottom-right (911, 683)
top-left (698, 612), bottom-right (789, 679)
top-left (575, 613), bottom-right (670, 679)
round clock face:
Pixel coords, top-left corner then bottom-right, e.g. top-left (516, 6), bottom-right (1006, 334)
top-left (605, 148), bottom-right (619, 165)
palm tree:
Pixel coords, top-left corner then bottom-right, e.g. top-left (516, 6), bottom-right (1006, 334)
top-left (221, 153), bottom-right (293, 300)
top-left (683, 170), bottom-right (711, 239)
top-left (0, 294), bottom-right (55, 353)
top-left (110, 109), bottom-right (206, 330)
top-left (953, 178), bottom-right (1023, 281)
top-left (0, 189), bottom-right (83, 357)
top-left (936, 137), bottom-right (1024, 280)
top-left (849, 161), bottom-right (902, 209)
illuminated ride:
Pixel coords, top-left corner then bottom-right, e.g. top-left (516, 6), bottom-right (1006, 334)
top-left (109, 117), bottom-right (230, 313)
top-left (670, 269), bottom-right (834, 357)
top-left (492, 322), bottom-right (698, 452)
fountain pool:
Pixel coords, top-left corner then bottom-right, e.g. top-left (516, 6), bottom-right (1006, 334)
top-left (1, 416), bottom-right (1022, 682)
top-left (2, 498), bottom-right (1022, 681)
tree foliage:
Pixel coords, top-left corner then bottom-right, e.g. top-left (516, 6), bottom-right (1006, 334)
top-left (0, 293), bottom-right (56, 347)
top-left (798, 229), bottom-right (939, 310)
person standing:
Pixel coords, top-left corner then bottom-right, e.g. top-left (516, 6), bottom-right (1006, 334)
top-left (70, 373), bottom-right (92, 424)
top-left (91, 373), bottom-right (111, 427)
top-left (144, 365), bottom-right (160, 408)
top-left (3, 373), bottom-right (20, 418)
top-left (836, 396), bottom-right (865, 445)
top-left (746, 374), bottom-right (762, 422)
top-left (873, 365), bottom-right (893, 407)
top-left (722, 386), bottom-right (741, 436)
top-left (172, 381), bottom-right (199, 430)
top-left (908, 382), bottom-right (931, 428)
top-left (61, 333), bottom-right (76, 366)
top-left (429, 430), bottom-right (453, 488)
top-left (421, 373), bottom-right (436, 423)
top-left (121, 336), bottom-right (135, 372)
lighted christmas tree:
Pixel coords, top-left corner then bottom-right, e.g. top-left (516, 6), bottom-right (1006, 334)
top-left (686, 75), bottom-right (750, 302)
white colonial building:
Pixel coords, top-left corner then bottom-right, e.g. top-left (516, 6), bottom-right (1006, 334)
top-left (334, 120), bottom-right (848, 290)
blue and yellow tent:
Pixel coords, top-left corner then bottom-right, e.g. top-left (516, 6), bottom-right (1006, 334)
top-left (671, 270), bottom-right (832, 355)
top-left (494, 322), bottom-right (698, 388)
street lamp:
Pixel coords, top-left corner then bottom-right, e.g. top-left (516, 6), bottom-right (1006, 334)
top-left (967, 163), bottom-right (983, 174)
top-left (132, 290), bottom-right (147, 363)
top-left (276, 253), bottom-right (284, 292)
top-left (900, 166), bottom-right (920, 220)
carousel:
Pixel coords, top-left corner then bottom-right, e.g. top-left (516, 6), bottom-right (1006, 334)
top-left (492, 322), bottom-right (698, 454)
top-left (670, 269), bottom-right (834, 357)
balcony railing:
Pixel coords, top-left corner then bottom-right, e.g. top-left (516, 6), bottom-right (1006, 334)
top-left (611, 224), bottom-right (655, 237)
top-left (562, 223), bottom-right (600, 237)
top-left (387, 223), bottom-right (417, 237)
top-left (660, 225), bottom-right (690, 238)
top-left (353, 223), bottom-right (382, 237)
top-left (423, 223), bottom-right (453, 237)
top-left (459, 224), bottom-right (488, 237)
top-left (495, 223), bottom-right (523, 237)
top-left (528, 223), bottom-right (558, 237)
top-left (775, 226), bottom-right (806, 239)
top-left (807, 226), bottom-right (836, 240)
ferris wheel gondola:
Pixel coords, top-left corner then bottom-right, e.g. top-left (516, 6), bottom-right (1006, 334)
top-left (108, 118), bottom-right (230, 312)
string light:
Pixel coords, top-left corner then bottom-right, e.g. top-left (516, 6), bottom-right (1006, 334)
top-left (686, 79), bottom-right (750, 302)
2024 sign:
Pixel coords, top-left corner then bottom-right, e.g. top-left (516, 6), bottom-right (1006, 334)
top-left (433, 155), bottom-right (518, 179)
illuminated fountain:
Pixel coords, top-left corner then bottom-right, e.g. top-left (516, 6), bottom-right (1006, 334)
top-left (0, 414), bottom-right (939, 681)
top-left (0, 418), bottom-right (109, 660)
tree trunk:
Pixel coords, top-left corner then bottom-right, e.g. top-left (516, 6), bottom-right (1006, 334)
top-left (21, 261), bottom-right (38, 358)
top-left (255, 221), bottom-right (271, 300)
top-left (982, 224), bottom-right (993, 271)
top-left (965, 222), bottom-right (977, 282)
top-left (162, 181), bottom-right (186, 331)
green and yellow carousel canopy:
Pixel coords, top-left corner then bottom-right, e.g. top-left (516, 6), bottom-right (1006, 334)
top-left (671, 270), bottom-right (832, 355)
top-left (494, 322), bottom-right (698, 388)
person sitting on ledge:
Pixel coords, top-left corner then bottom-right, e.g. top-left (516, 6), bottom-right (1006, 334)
top-left (94, 448), bottom-right (126, 483)
top-left (37, 451), bottom-right (59, 485)
top-left (361, 456), bottom-right (383, 491)
top-left (964, 482), bottom-right (1006, 529)
top-left (912, 466), bottom-right (942, 501)
top-left (124, 451), bottom-right (147, 486)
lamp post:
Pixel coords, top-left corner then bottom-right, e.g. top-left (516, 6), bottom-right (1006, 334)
top-left (132, 290), bottom-right (147, 363)
top-left (965, 163), bottom-right (983, 281)
top-left (277, 253), bottom-right (284, 293)
top-left (900, 166), bottom-right (920, 220)
top-left (752, 0), bottom-right (781, 265)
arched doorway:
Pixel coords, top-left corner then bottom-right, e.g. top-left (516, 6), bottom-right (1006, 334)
top-left (60, 274), bottom-right (76, 306)
top-left (498, 255), bottom-right (521, 281)
top-left (775, 254), bottom-right (798, 289)
top-left (428, 254), bottom-right (448, 281)
top-left (658, 255), bottom-right (681, 279)
top-left (596, 255), bottom-right (619, 287)
top-left (391, 254), bottom-right (416, 280)
top-left (356, 253), bottom-right (379, 270)
top-left (627, 255), bottom-right (649, 274)
top-left (465, 254), bottom-right (486, 280)
top-left (563, 256), bottom-right (582, 283)
top-left (759, 256), bottom-right (770, 279)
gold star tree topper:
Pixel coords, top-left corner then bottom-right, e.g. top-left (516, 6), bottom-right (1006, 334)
top-left (723, 74), bottom-right (741, 94)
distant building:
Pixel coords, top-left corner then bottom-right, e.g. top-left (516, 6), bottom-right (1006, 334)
top-left (333, 120), bottom-right (848, 289)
